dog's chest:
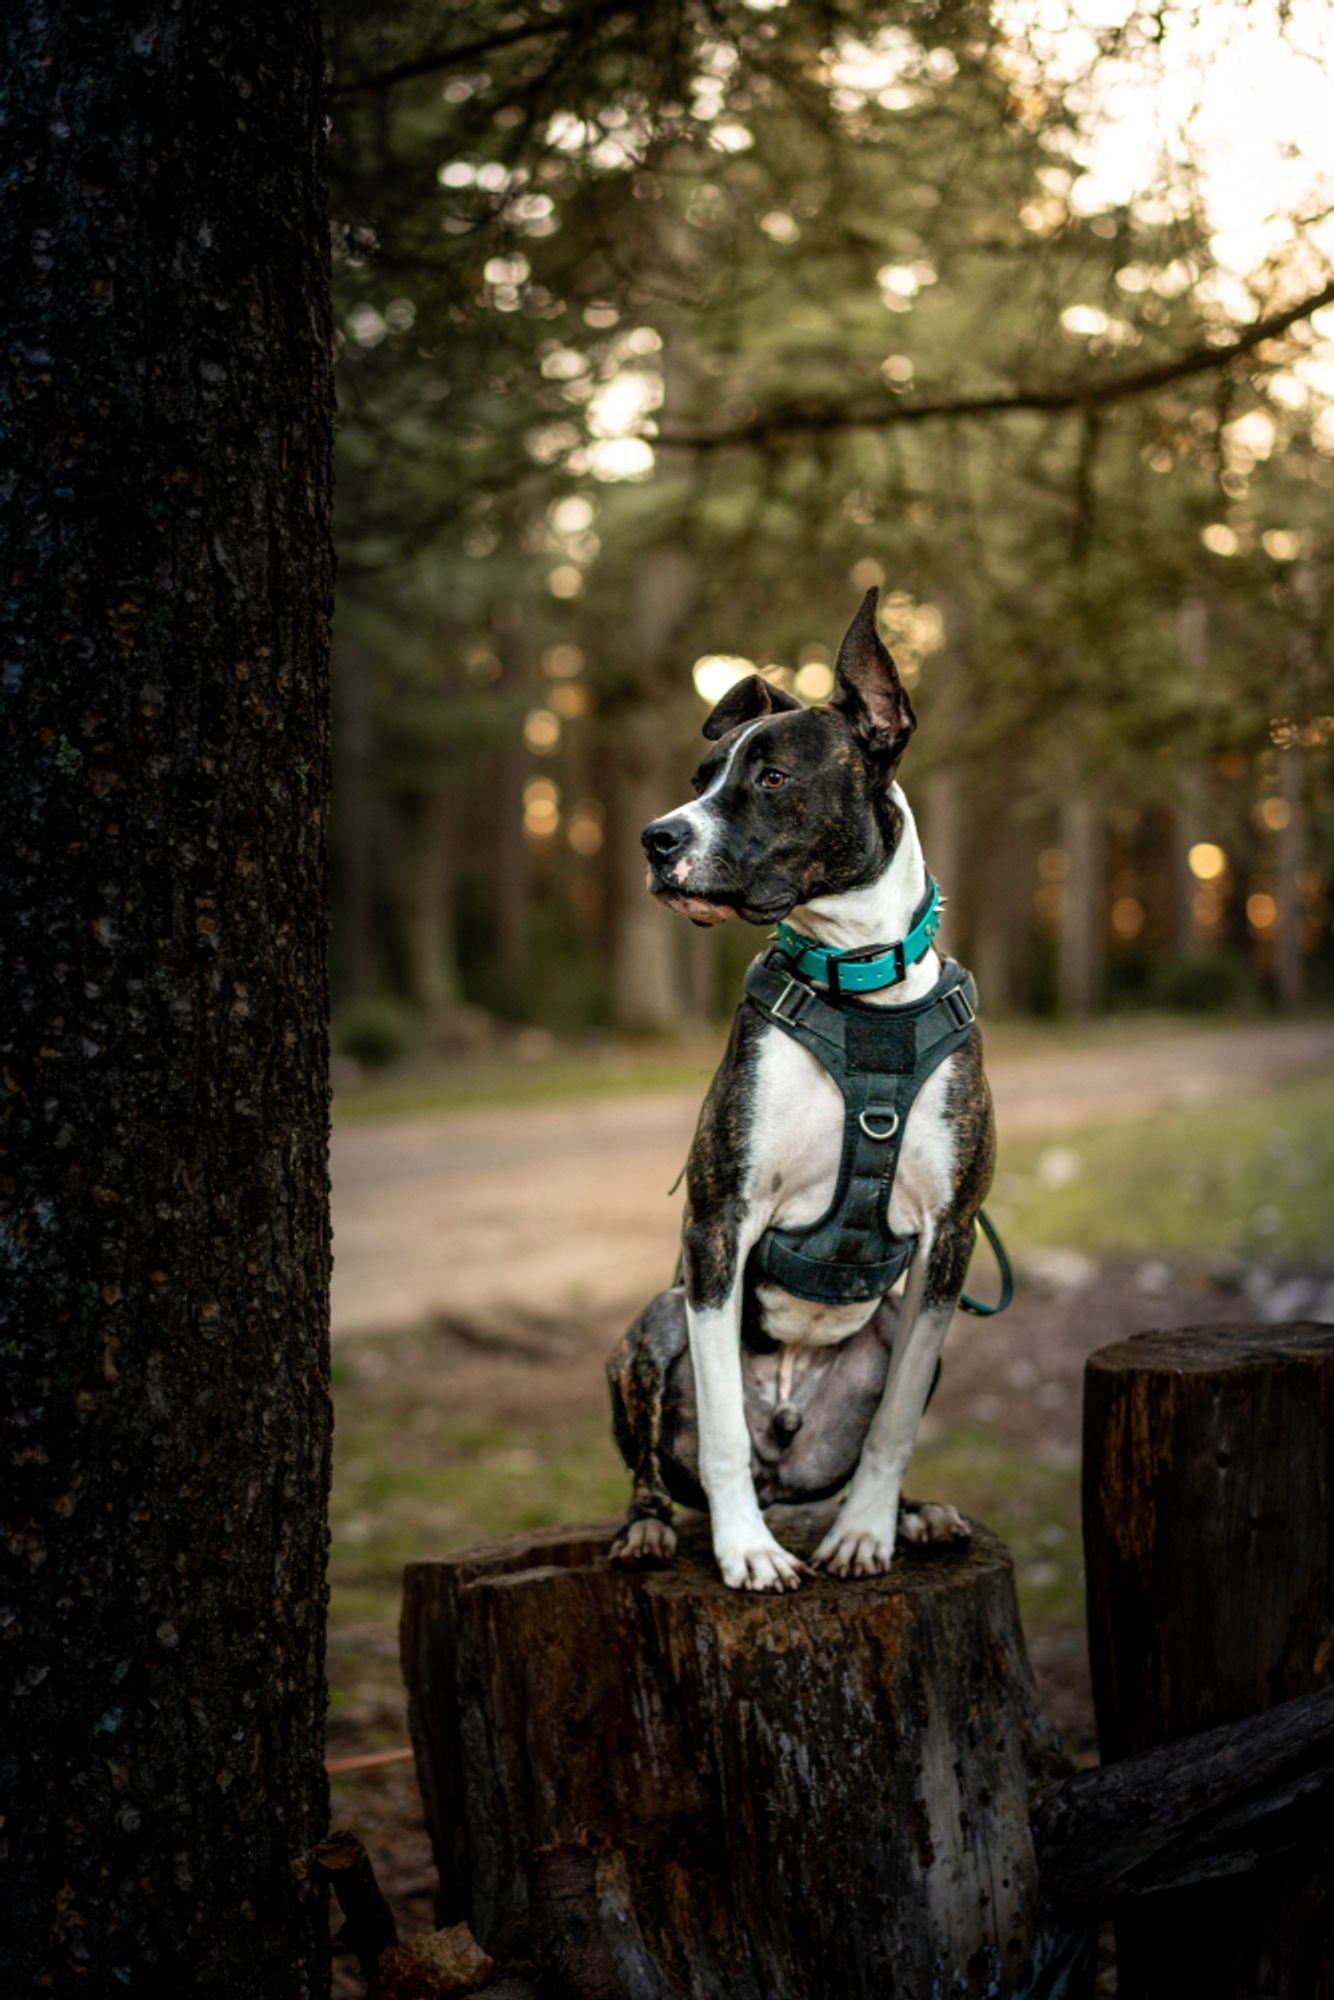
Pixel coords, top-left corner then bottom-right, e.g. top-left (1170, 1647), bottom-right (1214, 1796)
top-left (744, 1022), bottom-right (958, 1345)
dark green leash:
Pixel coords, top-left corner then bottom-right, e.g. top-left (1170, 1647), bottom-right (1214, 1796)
top-left (959, 1207), bottom-right (1014, 1317)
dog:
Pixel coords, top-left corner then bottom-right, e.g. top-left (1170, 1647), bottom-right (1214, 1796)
top-left (606, 588), bottom-right (995, 1592)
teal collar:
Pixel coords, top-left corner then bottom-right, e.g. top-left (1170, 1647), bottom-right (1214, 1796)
top-left (775, 877), bottom-right (942, 996)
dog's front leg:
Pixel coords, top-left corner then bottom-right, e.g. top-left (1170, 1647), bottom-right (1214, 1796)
top-left (814, 1217), bottom-right (964, 1578)
top-left (684, 1216), bottom-right (806, 1593)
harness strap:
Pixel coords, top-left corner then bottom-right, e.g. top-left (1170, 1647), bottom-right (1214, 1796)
top-left (743, 952), bottom-right (982, 1307)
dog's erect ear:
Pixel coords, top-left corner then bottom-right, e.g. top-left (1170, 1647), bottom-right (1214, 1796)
top-left (701, 673), bottom-right (802, 741)
top-left (833, 588), bottom-right (916, 762)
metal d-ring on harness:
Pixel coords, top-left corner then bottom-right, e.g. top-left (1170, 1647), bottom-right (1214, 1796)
top-left (743, 876), bottom-right (1013, 1320)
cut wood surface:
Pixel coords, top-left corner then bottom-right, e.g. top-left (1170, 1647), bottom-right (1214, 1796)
top-left (403, 1506), bottom-right (1087, 2000)
top-left (1083, 1322), bottom-right (1334, 1999)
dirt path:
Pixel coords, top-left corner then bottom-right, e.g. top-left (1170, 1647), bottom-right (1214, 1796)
top-left (330, 1019), bottom-right (1333, 1336)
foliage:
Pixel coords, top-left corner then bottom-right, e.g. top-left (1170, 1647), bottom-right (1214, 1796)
top-left (336, 996), bottom-right (414, 1067)
top-left (322, 0), bottom-right (1334, 1025)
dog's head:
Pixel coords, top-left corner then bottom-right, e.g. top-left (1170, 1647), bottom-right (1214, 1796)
top-left (642, 588), bottom-right (917, 926)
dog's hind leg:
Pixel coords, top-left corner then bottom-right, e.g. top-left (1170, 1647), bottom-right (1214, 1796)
top-left (606, 1287), bottom-right (689, 1567)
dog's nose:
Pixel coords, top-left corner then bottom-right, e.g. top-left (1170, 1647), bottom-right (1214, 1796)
top-left (642, 816), bottom-right (690, 863)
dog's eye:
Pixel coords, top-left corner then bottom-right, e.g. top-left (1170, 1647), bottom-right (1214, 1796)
top-left (757, 768), bottom-right (789, 791)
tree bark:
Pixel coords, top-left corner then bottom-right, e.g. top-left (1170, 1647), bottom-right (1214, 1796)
top-left (1082, 1324), bottom-right (1334, 1999)
top-left (402, 1508), bottom-right (1088, 1999)
top-left (0, 7), bottom-right (334, 1994)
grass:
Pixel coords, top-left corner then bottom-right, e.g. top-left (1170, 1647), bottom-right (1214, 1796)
top-left (993, 1067), bottom-right (1334, 1258)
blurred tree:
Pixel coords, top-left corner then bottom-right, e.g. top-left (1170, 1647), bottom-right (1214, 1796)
top-left (324, 0), bottom-right (1334, 1033)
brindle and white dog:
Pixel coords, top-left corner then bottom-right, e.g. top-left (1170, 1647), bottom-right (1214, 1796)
top-left (606, 589), bottom-right (994, 1592)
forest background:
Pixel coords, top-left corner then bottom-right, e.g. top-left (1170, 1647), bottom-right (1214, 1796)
top-left (324, 0), bottom-right (1332, 1064)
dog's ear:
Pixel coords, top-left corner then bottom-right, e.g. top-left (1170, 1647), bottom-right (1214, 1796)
top-left (701, 673), bottom-right (802, 741)
top-left (833, 588), bottom-right (916, 763)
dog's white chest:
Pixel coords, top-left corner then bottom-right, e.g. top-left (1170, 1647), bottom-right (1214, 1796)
top-left (746, 1021), bottom-right (958, 1345)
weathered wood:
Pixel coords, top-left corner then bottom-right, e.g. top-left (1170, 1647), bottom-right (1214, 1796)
top-left (313, 1829), bottom-right (399, 1978)
top-left (403, 1505), bottom-right (1088, 2000)
top-left (1083, 1323), bottom-right (1334, 1998)
top-left (1034, 1683), bottom-right (1334, 1916)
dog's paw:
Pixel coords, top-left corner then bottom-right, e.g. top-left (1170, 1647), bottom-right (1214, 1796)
top-left (813, 1523), bottom-right (895, 1578)
top-left (610, 1517), bottom-right (677, 1568)
top-left (715, 1533), bottom-right (807, 1593)
top-left (897, 1500), bottom-right (971, 1548)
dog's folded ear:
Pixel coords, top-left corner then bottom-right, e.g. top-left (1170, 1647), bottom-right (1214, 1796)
top-left (701, 673), bottom-right (802, 740)
top-left (833, 588), bottom-right (916, 764)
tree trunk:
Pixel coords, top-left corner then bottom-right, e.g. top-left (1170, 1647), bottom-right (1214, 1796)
top-left (334, 639), bottom-right (379, 999)
top-left (493, 607), bottom-right (531, 1003)
top-left (1082, 1324), bottom-right (1334, 1999)
top-left (919, 768), bottom-right (963, 958)
top-left (607, 731), bottom-right (690, 1033)
top-left (0, 7), bottom-right (334, 1994)
top-left (1274, 747), bottom-right (1304, 1009)
top-left (1057, 797), bottom-right (1105, 1017)
top-left (400, 792), bottom-right (462, 1016)
top-left (607, 545), bottom-right (698, 1035)
top-left (402, 1508), bottom-right (1088, 1999)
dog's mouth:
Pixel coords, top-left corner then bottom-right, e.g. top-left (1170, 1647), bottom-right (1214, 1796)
top-left (651, 885), bottom-right (739, 927)
top-left (649, 877), bottom-right (792, 928)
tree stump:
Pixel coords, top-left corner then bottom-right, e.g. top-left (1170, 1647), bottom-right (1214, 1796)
top-left (402, 1504), bottom-right (1082, 2000)
top-left (1083, 1323), bottom-right (1334, 1999)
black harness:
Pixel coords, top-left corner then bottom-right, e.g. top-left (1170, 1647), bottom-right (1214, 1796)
top-left (744, 945), bottom-right (987, 1308)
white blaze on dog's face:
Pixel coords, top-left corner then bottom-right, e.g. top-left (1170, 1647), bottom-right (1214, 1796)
top-left (640, 589), bottom-right (917, 927)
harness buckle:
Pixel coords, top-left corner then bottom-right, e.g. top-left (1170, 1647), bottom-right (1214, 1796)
top-left (944, 984), bottom-right (976, 1030)
top-left (771, 974), bottom-right (813, 1027)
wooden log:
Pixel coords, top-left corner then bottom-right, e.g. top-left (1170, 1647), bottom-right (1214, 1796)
top-left (311, 1829), bottom-right (399, 1980)
top-left (402, 1504), bottom-right (1088, 2000)
top-left (1034, 1684), bottom-right (1334, 1917)
top-left (1082, 1323), bottom-right (1334, 1999)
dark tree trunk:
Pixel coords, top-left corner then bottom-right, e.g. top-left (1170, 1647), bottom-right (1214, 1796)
top-left (0, 7), bottom-right (334, 1995)
top-left (402, 1509), bottom-right (1089, 2000)
top-left (1083, 1324), bottom-right (1334, 2000)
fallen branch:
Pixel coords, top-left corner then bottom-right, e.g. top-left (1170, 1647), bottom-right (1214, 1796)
top-left (1033, 1683), bottom-right (1334, 1919)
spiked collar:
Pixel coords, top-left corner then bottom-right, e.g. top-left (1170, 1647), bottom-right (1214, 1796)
top-left (773, 876), bottom-right (942, 996)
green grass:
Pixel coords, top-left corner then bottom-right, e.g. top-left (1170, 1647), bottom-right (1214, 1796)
top-left (994, 1068), bottom-right (1334, 1257)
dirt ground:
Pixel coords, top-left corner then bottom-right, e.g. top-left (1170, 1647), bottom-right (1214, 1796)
top-left (325, 1019), bottom-right (1334, 1995)
top-left (330, 1018), bottom-right (1334, 1335)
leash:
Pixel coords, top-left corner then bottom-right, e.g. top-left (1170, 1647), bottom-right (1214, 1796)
top-left (959, 1207), bottom-right (1013, 1316)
